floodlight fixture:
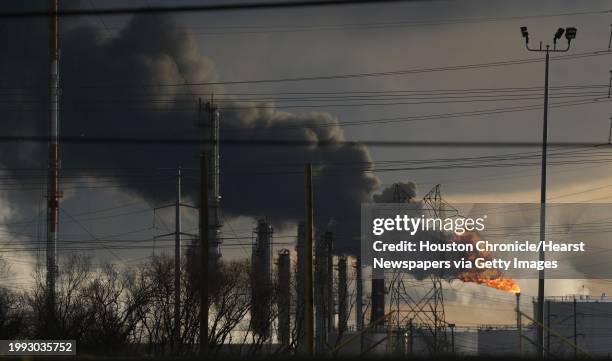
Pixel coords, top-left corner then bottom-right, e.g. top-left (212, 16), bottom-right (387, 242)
top-left (565, 27), bottom-right (577, 41)
top-left (520, 26), bottom-right (529, 43)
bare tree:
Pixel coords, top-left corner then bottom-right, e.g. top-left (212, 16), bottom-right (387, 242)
top-left (8, 251), bottom-right (277, 358)
top-left (208, 259), bottom-right (252, 353)
top-left (27, 254), bottom-right (92, 339)
top-left (136, 254), bottom-right (175, 356)
top-left (0, 256), bottom-right (25, 339)
top-left (80, 262), bottom-right (152, 355)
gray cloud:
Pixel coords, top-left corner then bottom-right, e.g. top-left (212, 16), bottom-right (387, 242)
top-left (0, 5), bottom-right (380, 253)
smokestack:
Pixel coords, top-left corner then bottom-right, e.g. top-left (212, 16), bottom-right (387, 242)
top-left (295, 222), bottom-right (305, 351)
top-left (326, 232), bottom-right (334, 333)
top-left (338, 256), bottom-right (348, 334)
top-left (277, 249), bottom-right (291, 348)
top-left (368, 182), bottom-right (416, 328)
top-left (370, 279), bottom-right (385, 326)
top-left (251, 219), bottom-right (273, 337)
top-left (355, 257), bottom-right (363, 331)
top-left (516, 292), bottom-right (522, 356)
top-left (315, 232), bottom-right (332, 353)
top-left (201, 99), bottom-right (222, 261)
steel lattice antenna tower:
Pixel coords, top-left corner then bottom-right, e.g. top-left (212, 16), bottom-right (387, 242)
top-left (46, 0), bottom-right (61, 328)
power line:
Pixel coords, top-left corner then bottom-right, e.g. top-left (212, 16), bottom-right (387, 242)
top-left (4, 87), bottom-right (605, 102)
top-left (59, 206), bottom-right (124, 262)
top-left (0, 0), bottom-right (445, 18)
top-left (95, 8), bottom-right (612, 35)
top-left (35, 51), bottom-right (612, 88)
top-left (2, 82), bottom-right (605, 95)
top-left (0, 135), bottom-right (609, 147)
top-left (182, 9), bottom-right (612, 35)
top-left (0, 146), bottom-right (604, 175)
top-left (2, 51), bottom-right (607, 91)
top-left (7, 89), bottom-right (604, 107)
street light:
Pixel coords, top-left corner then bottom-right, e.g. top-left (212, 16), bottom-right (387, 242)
top-left (519, 26), bottom-right (577, 359)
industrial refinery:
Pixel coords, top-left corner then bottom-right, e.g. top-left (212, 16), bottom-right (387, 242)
top-left (1, 0), bottom-right (612, 359)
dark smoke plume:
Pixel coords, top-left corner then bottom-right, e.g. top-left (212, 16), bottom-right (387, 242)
top-left (0, 2), bottom-right (379, 253)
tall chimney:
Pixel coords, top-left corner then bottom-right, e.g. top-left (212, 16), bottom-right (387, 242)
top-left (516, 292), bottom-right (522, 356)
top-left (251, 219), bottom-right (273, 337)
top-left (355, 257), bottom-right (363, 330)
top-left (337, 256), bottom-right (348, 333)
top-left (315, 232), bottom-right (331, 353)
top-left (295, 223), bottom-right (306, 351)
top-left (277, 249), bottom-right (291, 348)
top-left (204, 100), bottom-right (222, 260)
top-left (370, 279), bottom-right (385, 326)
top-left (325, 232), bottom-right (334, 333)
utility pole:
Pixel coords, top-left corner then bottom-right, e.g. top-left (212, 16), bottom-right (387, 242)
top-left (46, 0), bottom-right (60, 331)
top-left (152, 167), bottom-right (198, 354)
top-left (304, 163), bottom-right (314, 355)
top-left (200, 154), bottom-right (209, 356)
top-left (520, 25), bottom-right (577, 359)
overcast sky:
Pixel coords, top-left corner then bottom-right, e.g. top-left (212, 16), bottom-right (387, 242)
top-left (2, 0), bottom-right (612, 326)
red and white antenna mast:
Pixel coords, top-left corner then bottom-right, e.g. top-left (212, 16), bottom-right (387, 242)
top-left (46, 0), bottom-right (60, 314)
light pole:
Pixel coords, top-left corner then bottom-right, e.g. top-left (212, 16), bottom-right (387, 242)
top-left (520, 25), bottom-right (577, 359)
top-left (448, 323), bottom-right (455, 354)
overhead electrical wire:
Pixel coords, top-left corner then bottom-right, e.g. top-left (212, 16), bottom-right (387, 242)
top-left (4, 90), bottom-right (605, 110)
top-left (0, 0), bottom-right (448, 19)
top-left (93, 9), bottom-right (612, 36)
top-left (186, 9), bottom-right (611, 35)
top-left (3, 87), bottom-right (605, 103)
top-left (2, 83), bottom-right (604, 97)
top-left (1, 50), bottom-right (609, 90)
top-left (2, 95), bottom-right (609, 136)
top-left (2, 147), bottom-right (612, 174)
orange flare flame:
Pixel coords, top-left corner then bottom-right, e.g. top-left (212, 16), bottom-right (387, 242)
top-left (452, 231), bottom-right (520, 294)
top-left (458, 272), bottom-right (520, 293)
